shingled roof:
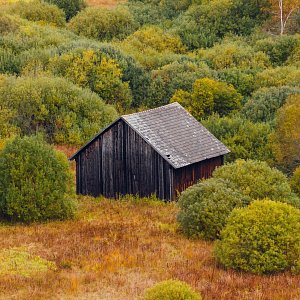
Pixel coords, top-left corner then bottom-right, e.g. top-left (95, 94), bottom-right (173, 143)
top-left (70, 102), bottom-right (230, 168)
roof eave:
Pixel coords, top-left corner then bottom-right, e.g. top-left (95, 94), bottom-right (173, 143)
top-left (69, 117), bottom-right (122, 161)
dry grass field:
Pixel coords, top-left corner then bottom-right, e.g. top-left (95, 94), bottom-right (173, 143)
top-left (0, 196), bottom-right (300, 300)
top-left (86, 0), bottom-right (125, 8)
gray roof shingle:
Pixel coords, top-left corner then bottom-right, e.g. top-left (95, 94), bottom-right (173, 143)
top-left (122, 102), bottom-right (230, 168)
top-left (70, 102), bottom-right (230, 167)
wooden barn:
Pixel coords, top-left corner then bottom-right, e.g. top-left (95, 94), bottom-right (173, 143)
top-left (70, 102), bottom-right (230, 200)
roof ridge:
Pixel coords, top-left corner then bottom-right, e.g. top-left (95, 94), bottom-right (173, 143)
top-left (122, 102), bottom-right (181, 117)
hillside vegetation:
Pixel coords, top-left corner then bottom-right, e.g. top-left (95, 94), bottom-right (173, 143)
top-left (0, 0), bottom-right (300, 298)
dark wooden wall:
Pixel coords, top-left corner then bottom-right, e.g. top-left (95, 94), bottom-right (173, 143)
top-left (75, 119), bottom-right (175, 200)
top-left (173, 156), bottom-right (224, 197)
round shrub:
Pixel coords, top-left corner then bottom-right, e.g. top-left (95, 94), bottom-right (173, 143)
top-left (213, 159), bottom-right (300, 208)
top-left (256, 66), bottom-right (300, 88)
top-left (68, 7), bottom-right (136, 41)
top-left (254, 35), bottom-right (299, 66)
top-left (291, 167), bottom-right (300, 196)
top-left (48, 49), bottom-right (132, 111)
top-left (0, 136), bottom-right (76, 223)
top-left (45, 0), bottom-right (86, 21)
top-left (171, 78), bottom-right (242, 119)
top-left (214, 200), bottom-right (300, 274)
top-left (147, 60), bottom-right (214, 107)
top-left (0, 14), bottom-right (20, 35)
top-left (177, 178), bottom-right (250, 240)
top-left (11, 0), bottom-right (66, 27)
top-left (143, 280), bottom-right (201, 300)
top-left (0, 76), bottom-right (118, 145)
top-left (242, 86), bottom-right (300, 123)
top-left (270, 94), bottom-right (300, 173)
top-left (119, 26), bottom-right (186, 70)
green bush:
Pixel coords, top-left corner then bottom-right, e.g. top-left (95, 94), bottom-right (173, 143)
top-left (0, 20), bottom-right (77, 58)
top-left (256, 66), bottom-right (300, 88)
top-left (147, 60), bottom-right (214, 107)
top-left (0, 48), bottom-right (21, 74)
top-left (171, 2), bottom-right (231, 49)
top-left (51, 41), bottom-right (151, 107)
top-left (242, 86), bottom-right (300, 123)
top-left (213, 159), bottom-right (300, 207)
top-left (254, 35), bottom-right (299, 66)
top-left (216, 67), bottom-right (257, 96)
top-left (143, 279), bottom-right (201, 300)
top-left (214, 200), bottom-right (300, 274)
top-left (0, 107), bottom-right (19, 141)
top-left (48, 48), bottom-right (132, 111)
top-left (197, 39), bottom-right (269, 70)
top-left (202, 114), bottom-right (274, 163)
top-left (96, 44), bottom-right (151, 108)
top-left (0, 76), bottom-right (118, 145)
top-left (68, 7), bottom-right (136, 41)
top-left (0, 136), bottom-right (76, 223)
top-left (126, 0), bottom-right (192, 26)
top-left (270, 94), bottom-right (300, 173)
top-left (177, 178), bottom-right (250, 240)
top-left (118, 26), bottom-right (186, 70)
top-left (172, 0), bottom-right (270, 49)
top-left (291, 167), bottom-right (300, 196)
top-left (0, 14), bottom-right (20, 34)
top-left (171, 78), bottom-right (242, 119)
top-left (45, 0), bottom-right (86, 21)
top-left (287, 43), bottom-right (300, 66)
top-left (11, 0), bottom-right (66, 27)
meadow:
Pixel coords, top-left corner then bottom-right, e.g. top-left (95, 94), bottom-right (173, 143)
top-left (0, 195), bottom-right (299, 300)
top-left (86, 0), bottom-right (124, 8)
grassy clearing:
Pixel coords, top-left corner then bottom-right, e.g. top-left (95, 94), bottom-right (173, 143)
top-left (0, 0), bottom-right (124, 9)
top-left (86, 0), bottom-right (125, 8)
top-left (0, 196), bottom-right (299, 299)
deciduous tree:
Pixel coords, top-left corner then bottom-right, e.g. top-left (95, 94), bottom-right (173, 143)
top-left (269, 0), bottom-right (300, 34)
top-left (271, 94), bottom-right (300, 172)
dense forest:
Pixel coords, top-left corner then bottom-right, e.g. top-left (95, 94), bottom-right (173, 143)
top-left (0, 0), bottom-right (299, 175)
top-left (0, 0), bottom-right (300, 299)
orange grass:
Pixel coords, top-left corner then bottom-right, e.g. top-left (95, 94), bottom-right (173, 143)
top-left (86, 0), bottom-right (125, 8)
top-left (0, 196), bottom-right (299, 299)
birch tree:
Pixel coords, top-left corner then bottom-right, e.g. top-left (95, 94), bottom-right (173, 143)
top-left (270, 0), bottom-right (300, 34)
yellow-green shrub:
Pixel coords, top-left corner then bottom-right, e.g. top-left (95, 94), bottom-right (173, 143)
top-left (10, 0), bottom-right (66, 27)
top-left (256, 66), bottom-right (300, 88)
top-left (143, 280), bottom-right (201, 300)
top-left (291, 167), bottom-right (300, 196)
top-left (213, 159), bottom-right (300, 207)
top-left (48, 49), bottom-right (132, 111)
top-left (118, 26), bottom-right (186, 69)
top-left (197, 40), bottom-right (269, 70)
top-left (215, 200), bottom-right (300, 274)
top-left (0, 13), bottom-right (20, 34)
top-left (68, 7), bottom-right (136, 41)
top-left (270, 94), bottom-right (300, 172)
top-left (0, 76), bottom-right (118, 145)
top-left (171, 78), bottom-right (242, 119)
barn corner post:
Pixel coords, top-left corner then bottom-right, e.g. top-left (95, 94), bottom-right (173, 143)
top-left (70, 103), bottom-right (230, 201)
